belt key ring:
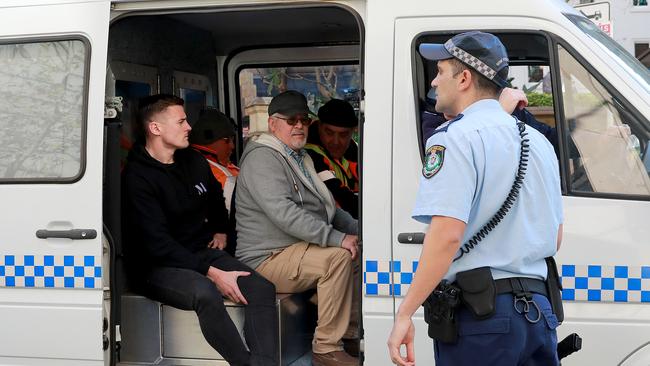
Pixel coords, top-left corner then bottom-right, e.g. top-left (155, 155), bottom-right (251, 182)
top-left (514, 295), bottom-right (541, 324)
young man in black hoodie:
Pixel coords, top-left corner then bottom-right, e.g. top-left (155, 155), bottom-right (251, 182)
top-left (122, 94), bottom-right (278, 366)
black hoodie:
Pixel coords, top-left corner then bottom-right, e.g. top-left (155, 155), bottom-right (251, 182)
top-left (122, 144), bottom-right (229, 276)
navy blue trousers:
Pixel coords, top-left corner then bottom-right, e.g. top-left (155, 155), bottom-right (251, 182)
top-left (434, 293), bottom-right (559, 366)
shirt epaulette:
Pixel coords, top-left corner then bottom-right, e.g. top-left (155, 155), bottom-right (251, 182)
top-left (430, 113), bottom-right (464, 136)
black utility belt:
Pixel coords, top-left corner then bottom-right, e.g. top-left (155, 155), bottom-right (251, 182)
top-left (495, 277), bottom-right (547, 297)
top-left (423, 261), bottom-right (564, 344)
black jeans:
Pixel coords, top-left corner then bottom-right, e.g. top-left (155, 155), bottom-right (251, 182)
top-left (140, 249), bottom-right (278, 366)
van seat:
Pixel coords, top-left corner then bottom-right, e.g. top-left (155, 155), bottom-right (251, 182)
top-left (118, 291), bottom-right (316, 366)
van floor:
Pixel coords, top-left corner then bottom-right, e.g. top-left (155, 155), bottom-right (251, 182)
top-left (288, 351), bottom-right (312, 366)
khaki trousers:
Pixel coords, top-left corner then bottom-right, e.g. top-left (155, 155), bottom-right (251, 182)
top-left (256, 242), bottom-right (360, 354)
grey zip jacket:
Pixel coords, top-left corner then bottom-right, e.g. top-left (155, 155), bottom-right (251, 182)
top-left (235, 132), bottom-right (358, 269)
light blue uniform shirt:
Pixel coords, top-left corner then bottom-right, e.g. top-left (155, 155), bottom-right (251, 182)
top-left (412, 99), bottom-right (563, 282)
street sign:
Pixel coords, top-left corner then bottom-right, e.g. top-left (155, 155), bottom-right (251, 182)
top-left (574, 1), bottom-right (613, 37)
top-left (575, 1), bottom-right (610, 22)
top-left (597, 21), bottom-right (613, 37)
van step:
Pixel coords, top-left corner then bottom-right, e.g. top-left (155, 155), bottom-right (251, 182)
top-left (118, 292), bottom-right (316, 366)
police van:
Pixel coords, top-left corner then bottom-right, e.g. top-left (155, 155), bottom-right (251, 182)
top-left (0, 0), bottom-right (649, 365)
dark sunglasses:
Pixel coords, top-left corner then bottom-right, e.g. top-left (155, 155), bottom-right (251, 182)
top-left (274, 115), bottom-right (313, 126)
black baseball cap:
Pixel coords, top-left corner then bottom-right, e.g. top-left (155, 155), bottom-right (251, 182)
top-left (189, 108), bottom-right (236, 145)
top-left (268, 90), bottom-right (311, 116)
top-left (419, 31), bottom-right (509, 88)
top-left (318, 99), bottom-right (358, 128)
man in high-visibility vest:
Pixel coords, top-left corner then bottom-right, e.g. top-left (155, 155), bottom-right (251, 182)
top-left (305, 99), bottom-right (359, 218)
top-left (189, 108), bottom-right (239, 213)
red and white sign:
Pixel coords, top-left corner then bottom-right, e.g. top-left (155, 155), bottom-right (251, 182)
top-left (597, 21), bottom-right (613, 37)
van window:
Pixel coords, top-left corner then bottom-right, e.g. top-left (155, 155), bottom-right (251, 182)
top-left (173, 71), bottom-right (211, 126)
top-left (238, 64), bottom-right (360, 137)
top-left (558, 44), bottom-right (650, 196)
top-left (508, 64), bottom-right (555, 126)
top-left (564, 13), bottom-right (650, 93)
top-left (414, 33), bottom-right (558, 157)
top-left (0, 39), bottom-right (87, 181)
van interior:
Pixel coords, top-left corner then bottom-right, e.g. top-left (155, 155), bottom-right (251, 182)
top-left (103, 5), bottom-right (650, 366)
top-left (103, 4), bottom-right (362, 366)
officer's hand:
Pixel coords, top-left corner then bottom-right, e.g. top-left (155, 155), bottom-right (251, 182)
top-left (208, 233), bottom-right (227, 250)
top-left (387, 314), bottom-right (415, 366)
top-left (341, 234), bottom-right (359, 260)
top-left (207, 266), bottom-right (250, 305)
top-left (499, 87), bottom-right (528, 114)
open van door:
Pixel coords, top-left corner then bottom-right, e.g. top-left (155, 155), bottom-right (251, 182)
top-left (0, 1), bottom-right (110, 365)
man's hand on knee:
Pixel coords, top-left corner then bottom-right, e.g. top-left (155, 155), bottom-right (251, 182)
top-left (341, 234), bottom-right (359, 260)
top-left (207, 266), bottom-right (250, 304)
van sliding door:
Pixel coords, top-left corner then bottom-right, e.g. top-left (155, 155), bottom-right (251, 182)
top-left (0, 1), bottom-right (110, 365)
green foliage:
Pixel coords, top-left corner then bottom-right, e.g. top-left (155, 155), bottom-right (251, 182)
top-left (264, 68), bottom-right (284, 95)
top-left (526, 92), bottom-right (554, 107)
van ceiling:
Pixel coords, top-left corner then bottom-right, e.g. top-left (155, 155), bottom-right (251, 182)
top-left (165, 6), bottom-right (360, 55)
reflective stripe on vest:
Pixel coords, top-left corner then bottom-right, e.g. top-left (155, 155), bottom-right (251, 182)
top-left (305, 143), bottom-right (357, 190)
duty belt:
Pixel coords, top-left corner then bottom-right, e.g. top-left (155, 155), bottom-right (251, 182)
top-left (495, 277), bottom-right (547, 297)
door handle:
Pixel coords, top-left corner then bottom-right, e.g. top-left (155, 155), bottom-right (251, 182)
top-left (36, 229), bottom-right (97, 240)
top-left (397, 232), bottom-right (425, 244)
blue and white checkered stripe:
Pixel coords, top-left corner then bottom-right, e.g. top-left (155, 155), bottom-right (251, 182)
top-left (0, 255), bottom-right (102, 289)
top-left (364, 260), bottom-right (418, 297)
top-left (561, 265), bottom-right (650, 303)
top-left (364, 260), bottom-right (650, 303)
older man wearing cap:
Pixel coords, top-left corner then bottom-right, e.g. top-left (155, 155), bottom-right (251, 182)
top-left (305, 99), bottom-right (359, 219)
top-left (387, 31), bottom-right (563, 366)
top-left (235, 90), bottom-right (360, 366)
top-left (190, 108), bottom-right (239, 213)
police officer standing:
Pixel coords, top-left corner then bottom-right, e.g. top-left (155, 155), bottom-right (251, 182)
top-left (387, 31), bottom-right (563, 365)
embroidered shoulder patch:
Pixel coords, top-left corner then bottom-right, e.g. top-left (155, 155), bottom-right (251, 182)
top-left (422, 145), bottom-right (445, 178)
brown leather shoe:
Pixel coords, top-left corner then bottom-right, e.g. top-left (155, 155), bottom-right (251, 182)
top-left (312, 350), bottom-right (359, 366)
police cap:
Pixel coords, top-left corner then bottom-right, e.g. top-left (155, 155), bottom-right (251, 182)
top-left (419, 31), bottom-right (509, 88)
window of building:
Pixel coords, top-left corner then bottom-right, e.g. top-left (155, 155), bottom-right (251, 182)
top-left (635, 43), bottom-right (649, 58)
top-left (0, 39), bottom-right (87, 181)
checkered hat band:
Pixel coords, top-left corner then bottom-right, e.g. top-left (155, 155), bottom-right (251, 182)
top-left (444, 40), bottom-right (497, 80)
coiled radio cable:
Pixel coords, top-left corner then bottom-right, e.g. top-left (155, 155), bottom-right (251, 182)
top-left (453, 118), bottom-right (530, 262)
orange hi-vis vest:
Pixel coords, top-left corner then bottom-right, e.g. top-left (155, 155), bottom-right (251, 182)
top-left (304, 143), bottom-right (358, 192)
top-left (191, 144), bottom-right (239, 212)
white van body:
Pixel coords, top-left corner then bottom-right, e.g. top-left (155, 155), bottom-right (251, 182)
top-left (0, 0), bottom-right (648, 365)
